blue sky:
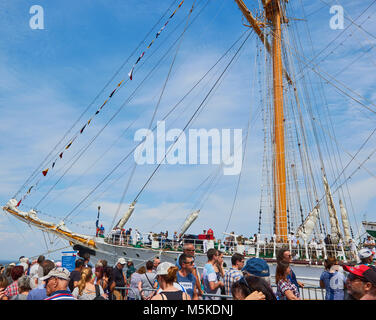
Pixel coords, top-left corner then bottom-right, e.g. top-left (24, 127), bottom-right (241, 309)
top-left (1, 0), bottom-right (376, 260)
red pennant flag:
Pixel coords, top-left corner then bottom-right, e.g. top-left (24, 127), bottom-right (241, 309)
top-left (17, 199), bottom-right (21, 207)
top-left (42, 168), bottom-right (49, 176)
top-left (59, 152), bottom-right (63, 159)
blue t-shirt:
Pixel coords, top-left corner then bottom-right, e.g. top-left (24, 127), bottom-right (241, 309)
top-left (203, 263), bottom-right (220, 300)
top-left (27, 288), bottom-right (47, 300)
top-left (177, 272), bottom-right (196, 299)
top-left (320, 270), bottom-right (345, 300)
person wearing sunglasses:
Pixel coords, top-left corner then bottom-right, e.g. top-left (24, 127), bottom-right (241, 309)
top-left (42, 267), bottom-right (75, 300)
top-left (343, 264), bottom-right (376, 300)
top-left (176, 253), bottom-right (198, 300)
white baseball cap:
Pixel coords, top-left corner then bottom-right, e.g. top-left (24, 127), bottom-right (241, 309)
top-left (117, 258), bottom-right (126, 265)
top-left (359, 248), bottom-right (373, 259)
top-left (156, 262), bottom-right (174, 275)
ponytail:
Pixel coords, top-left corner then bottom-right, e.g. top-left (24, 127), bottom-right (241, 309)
top-left (77, 267), bottom-right (92, 296)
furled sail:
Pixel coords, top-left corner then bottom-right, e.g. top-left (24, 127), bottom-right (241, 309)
top-left (115, 201), bottom-right (136, 230)
top-left (296, 206), bottom-right (320, 240)
top-left (3, 198), bottom-right (96, 247)
top-left (322, 174), bottom-right (342, 242)
top-left (179, 210), bottom-right (200, 236)
top-left (339, 199), bottom-right (351, 243)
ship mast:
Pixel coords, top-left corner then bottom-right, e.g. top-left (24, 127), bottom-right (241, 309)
top-left (234, 0), bottom-right (288, 241)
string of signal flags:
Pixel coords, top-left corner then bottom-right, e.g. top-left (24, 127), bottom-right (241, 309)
top-left (16, 0), bottom-right (186, 207)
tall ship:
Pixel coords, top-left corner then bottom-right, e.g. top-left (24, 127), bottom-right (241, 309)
top-left (3, 0), bottom-right (375, 270)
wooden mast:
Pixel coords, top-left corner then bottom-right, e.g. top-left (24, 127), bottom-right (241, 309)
top-left (234, 0), bottom-right (288, 241)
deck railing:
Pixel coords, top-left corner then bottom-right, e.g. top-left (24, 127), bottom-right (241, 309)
top-left (104, 233), bottom-right (359, 262)
top-left (112, 285), bottom-right (326, 300)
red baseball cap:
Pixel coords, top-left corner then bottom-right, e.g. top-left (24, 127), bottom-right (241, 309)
top-left (343, 264), bottom-right (376, 286)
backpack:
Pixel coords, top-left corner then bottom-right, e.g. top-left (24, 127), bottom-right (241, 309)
top-left (93, 284), bottom-right (106, 300)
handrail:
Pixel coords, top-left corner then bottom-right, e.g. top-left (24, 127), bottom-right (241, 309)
top-left (104, 234), bottom-right (360, 263)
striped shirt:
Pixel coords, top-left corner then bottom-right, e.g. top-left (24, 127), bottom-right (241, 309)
top-left (224, 268), bottom-right (242, 297)
top-left (44, 290), bottom-right (76, 300)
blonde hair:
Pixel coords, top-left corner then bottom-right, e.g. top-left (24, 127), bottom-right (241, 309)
top-left (77, 267), bottom-right (92, 296)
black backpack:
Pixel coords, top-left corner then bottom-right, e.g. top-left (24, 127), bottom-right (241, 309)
top-left (94, 284), bottom-right (106, 300)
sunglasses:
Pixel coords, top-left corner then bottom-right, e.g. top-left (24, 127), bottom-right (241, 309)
top-left (183, 261), bottom-right (194, 265)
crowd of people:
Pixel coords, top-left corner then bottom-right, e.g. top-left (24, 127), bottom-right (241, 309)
top-left (0, 243), bottom-right (375, 300)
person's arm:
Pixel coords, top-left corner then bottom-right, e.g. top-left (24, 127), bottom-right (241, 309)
top-left (110, 280), bottom-right (116, 292)
top-left (192, 268), bottom-right (203, 295)
top-left (285, 289), bottom-right (300, 300)
top-left (208, 280), bottom-right (224, 291)
top-left (319, 280), bottom-right (325, 289)
top-left (183, 292), bottom-right (192, 300)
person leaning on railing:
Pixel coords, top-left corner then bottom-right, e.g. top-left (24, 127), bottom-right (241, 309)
top-left (275, 262), bottom-right (300, 300)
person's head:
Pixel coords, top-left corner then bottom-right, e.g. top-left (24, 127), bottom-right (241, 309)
top-left (183, 243), bottom-right (195, 256)
top-left (37, 255), bottom-right (45, 264)
top-left (217, 251), bottom-right (224, 263)
top-left (242, 258), bottom-right (270, 283)
top-left (75, 258), bottom-right (85, 270)
top-left (358, 248), bottom-right (374, 265)
top-left (275, 262), bottom-right (290, 284)
top-left (41, 260), bottom-right (56, 277)
top-left (146, 260), bottom-right (154, 271)
top-left (116, 258), bottom-right (126, 269)
top-left (10, 266), bottom-right (24, 282)
top-left (5, 265), bottom-right (14, 278)
top-left (137, 266), bottom-right (146, 274)
top-left (0, 274), bottom-right (9, 290)
top-left (104, 266), bottom-right (113, 280)
top-left (153, 257), bottom-right (161, 269)
top-left (324, 257), bottom-right (337, 270)
top-left (99, 259), bottom-right (108, 268)
top-left (179, 254), bottom-right (195, 273)
top-left (18, 262), bottom-right (28, 274)
top-left (231, 253), bottom-right (245, 270)
top-left (41, 267), bottom-right (71, 296)
top-left (83, 253), bottom-right (90, 264)
top-left (17, 275), bottom-right (32, 294)
top-left (95, 266), bottom-right (104, 280)
top-left (344, 265), bottom-right (376, 300)
top-left (207, 248), bottom-right (218, 262)
top-left (156, 262), bottom-right (178, 289)
top-left (127, 259), bottom-right (134, 267)
top-left (231, 276), bottom-right (276, 300)
top-left (276, 248), bottom-right (291, 263)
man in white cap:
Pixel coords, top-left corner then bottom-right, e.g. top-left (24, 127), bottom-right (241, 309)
top-left (41, 267), bottom-right (75, 300)
top-left (358, 248), bottom-right (374, 266)
top-left (110, 258), bottom-right (126, 300)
